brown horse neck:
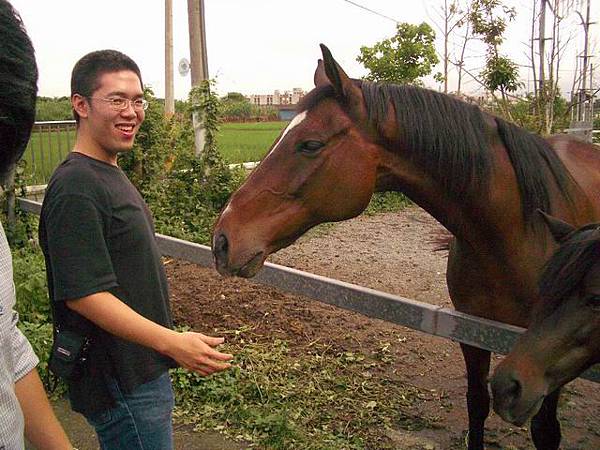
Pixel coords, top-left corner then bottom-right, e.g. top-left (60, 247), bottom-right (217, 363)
top-left (375, 142), bottom-right (528, 249)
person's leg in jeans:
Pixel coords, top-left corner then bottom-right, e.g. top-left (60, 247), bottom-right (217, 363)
top-left (85, 372), bottom-right (174, 450)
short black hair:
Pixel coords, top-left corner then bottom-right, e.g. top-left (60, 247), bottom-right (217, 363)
top-left (70, 49), bottom-right (143, 122)
top-left (0, 0), bottom-right (38, 176)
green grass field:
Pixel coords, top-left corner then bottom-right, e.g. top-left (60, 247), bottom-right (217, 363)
top-left (217, 121), bottom-right (286, 164)
top-left (22, 121), bottom-right (287, 184)
top-left (23, 127), bottom-right (75, 185)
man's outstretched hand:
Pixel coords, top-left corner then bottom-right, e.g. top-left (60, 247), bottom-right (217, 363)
top-left (166, 331), bottom-right (233, 376)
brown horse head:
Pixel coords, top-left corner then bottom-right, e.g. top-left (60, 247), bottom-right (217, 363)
top-left (213, 43), bottom-right (582, 279)
top-left (213, 45), bottom-right (382, 277)
top-left (491, 212), bottom-right (600, 426)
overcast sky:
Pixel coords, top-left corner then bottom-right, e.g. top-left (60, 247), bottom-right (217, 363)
top-left (9, 0), bottom-right (599, 100)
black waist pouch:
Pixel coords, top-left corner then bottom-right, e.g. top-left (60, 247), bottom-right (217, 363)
top-left (49, 329), bottom-right (90, 380)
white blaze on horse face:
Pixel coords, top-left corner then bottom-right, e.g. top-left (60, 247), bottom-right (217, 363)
top-left (267, 111), bottom-right (307, 157)
top-left (220, 113), bottom-right (307, 218)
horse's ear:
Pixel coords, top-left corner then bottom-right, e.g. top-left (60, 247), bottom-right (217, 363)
top-left (319, 44), bottom-right (360, 101)
top-left (314, 59), bottom-right (330, 87)
top-left (538, 210), bottom-right (575, 243)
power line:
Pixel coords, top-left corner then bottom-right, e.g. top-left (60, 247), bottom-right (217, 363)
top-left (341, 0), bottom-right (398, 24)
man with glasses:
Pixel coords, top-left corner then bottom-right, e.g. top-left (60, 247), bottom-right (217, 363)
top-left (0, 1), bottom-right (73, 448)
top-left (39, 49), bottom-right (233, 450)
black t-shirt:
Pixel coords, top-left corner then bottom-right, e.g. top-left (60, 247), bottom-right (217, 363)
top-left (39, 152), bottom-right (176, 415)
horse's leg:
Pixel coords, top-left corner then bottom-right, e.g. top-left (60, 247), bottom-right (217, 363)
top-left (530, 388), bottom-right (562, 450)
top-left (460, 343), bottom-right (491, 450)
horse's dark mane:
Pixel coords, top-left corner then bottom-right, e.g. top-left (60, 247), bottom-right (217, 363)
top-left (364, 82), bottom-right (492, 200)
top-left (539, 224), bottom-right (600, 314)
top-left (297, 84), bottom-right (337, 112)
top-left (0, 0), bottom-right (38, 175)
top-left (298, 81), bottom-right (576, 224)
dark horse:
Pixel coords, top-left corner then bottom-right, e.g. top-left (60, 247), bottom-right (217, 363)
top-left (212, 45), bottom-right (600, 449)
top-left (492, 212), bottom-right (600, 427)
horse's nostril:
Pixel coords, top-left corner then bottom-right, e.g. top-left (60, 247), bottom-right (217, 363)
top-left (214, 233), bottom-right (229, 256)
top-left (507, 376), bottom-right (522, 401)
top-left (491, 371), bottom-right (523, 405)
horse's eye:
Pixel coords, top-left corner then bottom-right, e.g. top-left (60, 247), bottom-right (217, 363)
top-left (296, 140), bottom-right (324, 154)
top-left (586, 295), bottom-right (600, 311)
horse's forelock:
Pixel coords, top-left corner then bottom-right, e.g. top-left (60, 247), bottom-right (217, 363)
top-left (296, 85), bottom-right (336, 114)
top-left (296, 79), bottom-right (364, 115)
top-left (539, 226), bottom-right (600, 314)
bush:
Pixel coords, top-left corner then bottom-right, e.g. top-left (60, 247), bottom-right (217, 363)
top-left (7, 224), bottom-right (63, 394)
top-left (220, 92), bottom-right (280, 122)
top-left (222, 99), bottom-right (253, 122)
top-left (146, 152), bottom-right (244, 244)
top-left (1, 166), bottom-right (50, 324)
top-left (12, 242), bottom-right (51, 324)
top-left (19, 320), bottom-right (66, 397)
top-left (35, 97), bottom-right (73, 121)
top-left (120, 82), bottom-right (245, 244)
top-left (487, 92), bottom-right (570, 134)
top-left (365, 192), bottom-right (412, 215)
top-left (119, 87), bottom-right (173, 190)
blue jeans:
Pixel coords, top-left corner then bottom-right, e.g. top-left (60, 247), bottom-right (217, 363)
top-left (84, 372), bottom-right (174, 450)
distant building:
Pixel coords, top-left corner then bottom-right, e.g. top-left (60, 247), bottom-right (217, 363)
top-left (248, 88), bottom-right (306, 121)
top-left (248, 88), bottom-right (305, 106)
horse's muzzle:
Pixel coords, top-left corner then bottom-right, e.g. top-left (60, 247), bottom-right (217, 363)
top-left (212, 232), bottom-right (265, 278)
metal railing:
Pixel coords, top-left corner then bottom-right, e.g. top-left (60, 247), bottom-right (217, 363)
top-left (18, 197), bottom-right (600, 384)
top-left (24, 120), bottom-right (76, 185)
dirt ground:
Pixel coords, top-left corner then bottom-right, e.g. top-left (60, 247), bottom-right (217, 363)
top-left (52, 205), bottom-right (599, 449)
top-left (168, 205), bottom-right (599, 450)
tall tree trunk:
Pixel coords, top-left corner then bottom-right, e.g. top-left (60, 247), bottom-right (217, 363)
top-left (444, 0), bottom-right (449, 93)
top-left (456, 21), bottom-right (470, 95)
top-left (539, 0), bottom-right (546, 93)
top-left (530, 0), bottom-right (538, 100)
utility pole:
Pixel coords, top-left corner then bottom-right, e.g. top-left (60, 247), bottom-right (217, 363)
top-left (187, 0), bottom-right (209, 156)
top-left (568, 0), bottom-right (594, 142)
top-left (165, 0), bottom-right (174, 116)
top-left (580, 0), bottom-right (591, 103)
top-left (187, 0), bottom-right (208, 84)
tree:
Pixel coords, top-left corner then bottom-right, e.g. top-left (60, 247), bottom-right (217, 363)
top-left (506, 89), bottom-right (568, 133)
top-left (357, 22), bottom-right (439, 84)
top-left (222, 92), bottom-right (247, 103)
top-left (527, 0), bottom-right (577, 135)
top-left (452, 10), bottom-right (474, 95)
top-left (481, 55), bottom-right (522, 93)
top-left (220, 92), bottom-right (252, 121)
top-left (468, 0), bottom-right (521, 117)
top-left (430, 1), bottom-right (471, 93)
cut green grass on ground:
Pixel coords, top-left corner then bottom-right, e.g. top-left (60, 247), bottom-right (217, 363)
top-left (172, 329), bottom-right (434, 450)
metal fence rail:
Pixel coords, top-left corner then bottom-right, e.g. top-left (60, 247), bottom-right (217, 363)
top-left (25, 120), bottom-right (76, 185)
top-left (18, 197), bottom-right (600, 383)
